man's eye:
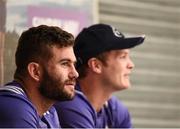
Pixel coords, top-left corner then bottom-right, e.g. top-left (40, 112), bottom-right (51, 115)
top-left (119, 55), bottom-right (126, 59)
top-left (61, 62), bottom-right (70, 66)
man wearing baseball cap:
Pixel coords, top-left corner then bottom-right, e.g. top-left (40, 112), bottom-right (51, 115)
top-left (55, 23), bottom-right (145, 128)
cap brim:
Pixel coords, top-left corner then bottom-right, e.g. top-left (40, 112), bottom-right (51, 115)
top-left (123, 35), bottom-right (145, 48)
top-left (112, 35), bottom-right (145, 50)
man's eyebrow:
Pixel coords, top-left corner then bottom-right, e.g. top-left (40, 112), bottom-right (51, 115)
top-left (114, 51), bottom-right (124, 54)
top-left (119, 50), bottom-right (129, 55)
top-left (59, 58), bottom-right (77, 63)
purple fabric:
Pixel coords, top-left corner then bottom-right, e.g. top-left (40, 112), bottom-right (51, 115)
top-left (0, 81), bottom-right (60, 128)
top-left (54, 85), bottom-right (132, 128)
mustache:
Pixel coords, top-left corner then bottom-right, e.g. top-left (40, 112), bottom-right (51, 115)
top-left (64, 78), bottom-right (76, 85)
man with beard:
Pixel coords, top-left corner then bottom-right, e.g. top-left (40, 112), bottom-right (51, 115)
top-left (0, 25), bottom-right (79, 128)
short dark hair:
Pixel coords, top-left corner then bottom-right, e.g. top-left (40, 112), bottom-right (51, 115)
top-left (14, 25), bottom-right (74, 78)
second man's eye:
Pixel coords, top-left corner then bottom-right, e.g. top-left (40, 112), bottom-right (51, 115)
top-left (119, 55), bottom-right (127, 59)
top-left (61, 62), bottom-right (70, 67)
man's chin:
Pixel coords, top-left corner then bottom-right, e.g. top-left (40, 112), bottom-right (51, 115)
top-left (58, 92), bottom-right (75, 101)
top-left (56, 96), bottom-right (74, 102)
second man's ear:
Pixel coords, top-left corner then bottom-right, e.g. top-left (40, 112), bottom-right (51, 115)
top-left (27, 62), bottom-right (41, 81)
top-left (88, 58), bottom-right (102, 74)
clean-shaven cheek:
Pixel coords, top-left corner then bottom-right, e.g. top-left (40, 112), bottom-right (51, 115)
top-left (122, 74), bottom-right (131, 88)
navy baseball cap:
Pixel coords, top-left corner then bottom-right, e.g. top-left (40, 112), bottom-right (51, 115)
top-left (74, 23), bottom-right (145, 67)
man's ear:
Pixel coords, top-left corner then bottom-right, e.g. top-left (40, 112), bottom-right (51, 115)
top-left (27, 62), bottom-right (41, 81)
top-left (88, 58), bottom-right (102, 74)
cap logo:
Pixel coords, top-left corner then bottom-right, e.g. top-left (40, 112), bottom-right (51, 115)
top-left (111, 26), bottom-right (124, 38)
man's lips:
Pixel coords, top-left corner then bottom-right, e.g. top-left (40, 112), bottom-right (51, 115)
top-left (65, 82), bottom-right (76, 86)
top-left (124, 73), bottom-right (131, 78)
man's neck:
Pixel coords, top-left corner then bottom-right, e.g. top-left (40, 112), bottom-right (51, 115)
top-left (79, 78), bottom-right (112, 112)
top-left (27, 90), bottom-right (55, 117)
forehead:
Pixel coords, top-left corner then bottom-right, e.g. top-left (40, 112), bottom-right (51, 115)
top-left (108, 49), bottom-right (130, 56)
top-left (50, 46), bottom-right (76, 61)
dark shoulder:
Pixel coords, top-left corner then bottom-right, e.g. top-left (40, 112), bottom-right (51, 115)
top-left (0, 92), bottom-right (38, 126)
top-left (54, 91), bottom-right (95, 114)
top-left (54, 92), bottom-right (96, 128)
